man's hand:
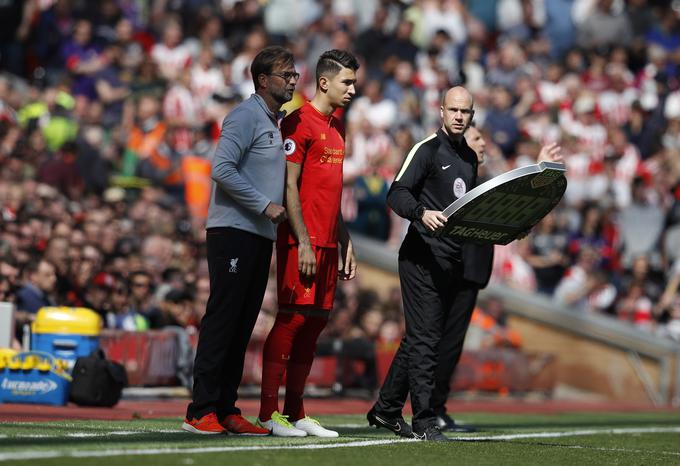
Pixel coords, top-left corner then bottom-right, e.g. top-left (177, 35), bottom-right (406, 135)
top-left (264, 202), bottom-right (287, 224)
top-left (421, 210), bottom-right (447, 232)
top-left (537, 142), bottom-right (563, 163)
top-left (298, 243), bottom-right (317, 278)
top-left (339, 239), bottom-right (357, 281)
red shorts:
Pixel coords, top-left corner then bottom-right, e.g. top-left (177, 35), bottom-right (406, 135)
top-left (277, 244), bottom-right (338, 311)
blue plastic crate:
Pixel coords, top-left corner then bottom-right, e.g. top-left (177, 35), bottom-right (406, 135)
top-left (0, 351), bottom-right (72, 406)
top-left (30, 307), bottom-right (102, 369)
top-left (31, 333), bottom-right (99, 367)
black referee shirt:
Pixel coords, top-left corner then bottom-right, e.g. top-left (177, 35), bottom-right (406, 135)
top-left (388, 128), bottom-right (479, 262)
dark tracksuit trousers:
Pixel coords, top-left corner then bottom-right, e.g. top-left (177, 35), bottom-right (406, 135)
top-left (187, 227), bottom-right (272, 420)
top-left (374, 232), bottom-right (478, 431)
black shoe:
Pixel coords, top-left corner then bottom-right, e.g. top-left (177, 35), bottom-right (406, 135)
top-left (435, 413), bottom-right (476, 433)
top-left (367, 408), bottom-right (413, 438)
top-left (413, 425), bottom-right (451, 442)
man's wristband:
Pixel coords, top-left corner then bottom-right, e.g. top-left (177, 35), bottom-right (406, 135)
top-left (415, 205), bottom-right (426, 220)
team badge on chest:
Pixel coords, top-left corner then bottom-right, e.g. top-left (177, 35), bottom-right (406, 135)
top-left (453, 178), bottom-right (467, 198)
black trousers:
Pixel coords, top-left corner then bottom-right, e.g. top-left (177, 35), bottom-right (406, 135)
top-left (374, 234), bottom-right (478, 431)
top-left (187, 227), bottom-right (272, 420)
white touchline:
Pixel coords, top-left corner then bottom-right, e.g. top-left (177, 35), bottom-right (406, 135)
top-left (0, 439), bottom-right (413, 461)
top-left (0, 427), bottom-right (679, 461)
top-left (449, 426), bottom-right (680, 441)
top-left (4, 429), bottom-right (182, 439)
top-left (561, 444), bottom-right (680, 456)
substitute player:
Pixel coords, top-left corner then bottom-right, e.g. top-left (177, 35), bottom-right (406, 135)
top-left (257, 50), bottom-right (359, 437)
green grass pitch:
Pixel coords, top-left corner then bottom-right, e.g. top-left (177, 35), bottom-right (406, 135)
top-left (1, 412), bottom-right (679, 466)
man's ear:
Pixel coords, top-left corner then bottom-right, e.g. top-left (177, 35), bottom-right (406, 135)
top-left (319, 76), bottom-right (328, 92)
top-left (257, 73), bottom-right (268, 89)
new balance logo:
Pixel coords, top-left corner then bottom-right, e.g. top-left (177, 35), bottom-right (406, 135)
top-left (442, 165), bottom-right (451, 170)
top-left (229, 258), bottom-right (238, 273)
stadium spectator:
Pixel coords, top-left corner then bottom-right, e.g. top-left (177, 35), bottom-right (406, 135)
top-left (126, 270), bottom-right (160, 325)
top-left (464, 297), bottom-right (522, 351)
top-left (37, 141), bottom-right (85, 200)
top-left (154, 288), bottom-right (196, 329)
top-left (151, 16), bottom-right (192, 82)
top-left (575, 0), bottom-right (633, 49)
top-left (383, 18), bottom-right (419, 66)
top-left (354, 7), bottom-right (389, 78)
top-left (484, 85), bottom-right (520, 157)
top-left (95, 42), bottom-right (130, 127)
top-left (113, 17), bottom-right (145, 71)
top-left (492, 238), bottom-right (538, 293)
top-left (554, 246), bottom-right (616, 313)
top-left (15, 259), bottom-right (56, 314)
top-left (61, 18), bottom-right (104, 110)
top-left (0, 255), bottom-right (19, 304)
top-left (14, 258), bottom-right (57, 341)
top-left (526, 212), bottom-right (570, 295)
top-left (105, 274), bottom-right (149, 331)
top-left (85, 271), bottom-right (116, 317)
top-left (566, 203), bottom-right (617, 270)
top-left (617, 176), bottom-right (665, 270)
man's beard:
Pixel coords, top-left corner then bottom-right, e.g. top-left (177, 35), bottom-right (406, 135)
top-left (273, 89), bottom-right (293, 105)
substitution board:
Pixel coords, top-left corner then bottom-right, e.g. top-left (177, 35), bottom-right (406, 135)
top-left (438, 161), bottom-right (567, 245)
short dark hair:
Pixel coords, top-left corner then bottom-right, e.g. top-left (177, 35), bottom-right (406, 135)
top-left (164, 288), bottom-right (193, 303)
top-left (250, 46), bottom-right (295, 90)
top-left (315, 49), bottom-right (360, 85)
top-left (24, 258), bottom-right (54, 276)
top-left (129, 269), bottom-right (152, 283)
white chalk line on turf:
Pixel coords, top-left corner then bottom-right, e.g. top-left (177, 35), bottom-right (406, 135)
top-left (0, 429), bottom-right (181, 439)
top-left (0, 439), bottom-right (412, 461)
top-left (1, 426), bottom-right (680, 461)
top-left (449, 426), bottom-right (680, 441)
top-left (561, 444), bottom-right (680, 457)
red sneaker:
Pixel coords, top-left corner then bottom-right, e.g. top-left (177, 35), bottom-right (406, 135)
top-left (221, 414), bottom-right (270, 436)
top-left (182, 412), bottom-right (226, 434)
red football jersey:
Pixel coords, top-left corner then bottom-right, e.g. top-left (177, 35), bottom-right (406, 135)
top-left (278, 102), bottom-right (345, 248)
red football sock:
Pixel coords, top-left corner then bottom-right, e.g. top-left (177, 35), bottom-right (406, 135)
top-left (258, 312), bottom-right (305, 421)
top-left (283, 315), bottom-right (328, 421)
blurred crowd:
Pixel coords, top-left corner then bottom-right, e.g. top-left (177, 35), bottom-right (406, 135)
top-left (1, 0), bottom-right (680, 357)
